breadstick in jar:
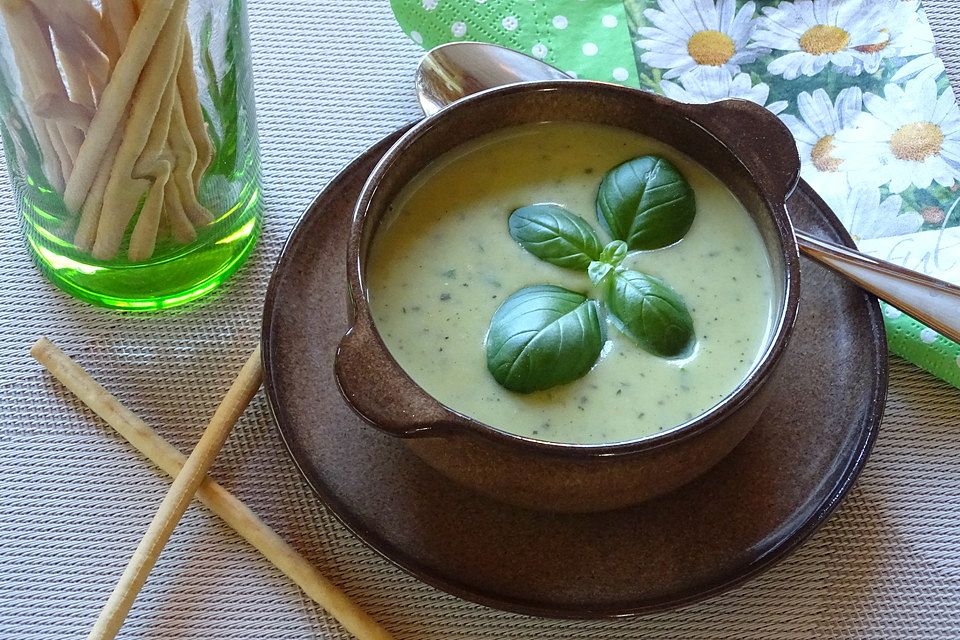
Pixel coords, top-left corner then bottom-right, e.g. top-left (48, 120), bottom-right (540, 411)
top-left (64, 0), bottom-right (177, 213)
top-left (92, 0), bottom-right (186, 259)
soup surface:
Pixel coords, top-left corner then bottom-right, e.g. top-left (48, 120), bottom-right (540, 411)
top-left (367, 122), bottom-right (775, 444)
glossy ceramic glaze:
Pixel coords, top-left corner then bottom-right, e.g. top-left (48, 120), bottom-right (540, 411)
top-left (259, 129), bottom-right (886, 614)
top-left (335, 81), bottom-right (802, 512)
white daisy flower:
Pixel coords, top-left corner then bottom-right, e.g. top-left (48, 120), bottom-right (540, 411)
top-left (836, 1), bottom-right (936, 75)
top-left (752, 0), bottom-right (887, 80)
top-left (834, 77), bottom-right (960, 193)
top-left (637, 0), bottom-right (768, 83)
top-left (660, 67), bottom-right (788, 114)
top-left (819, 183), bottom-right (921, 242)
top-left (839, 0), bottom-right (933, 75)
top-left (891, 52), bottom-right (946, 84)
top-left (779, 87), bottom-right (862, 193)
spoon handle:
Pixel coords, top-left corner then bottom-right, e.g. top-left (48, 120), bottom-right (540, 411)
top-left (796, 229), bottom-right (960, 344)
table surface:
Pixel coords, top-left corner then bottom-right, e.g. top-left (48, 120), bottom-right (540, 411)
top-left (1, 2), bottom-right (959, 638)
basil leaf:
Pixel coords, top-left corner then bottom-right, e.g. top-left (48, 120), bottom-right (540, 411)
top-left (599, 240), bottom-right (628, 267)
top-left (607, 270), bottom-right (695, 358)
top-left (587, 261), bottom-right (616, 287)
top-left (486, 285), bottom-right (604, 393)
top-left (596, 156), bottom-right (696, 250)
top-left (509, 204), bottom-right (603, 271)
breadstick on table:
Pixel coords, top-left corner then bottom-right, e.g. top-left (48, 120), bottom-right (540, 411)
top-left (93, 0), bottom-right (187, 259)
top-left (30, 337), bottom-right (395, 640)
top-left (64, 0), bottom-right (177, 213)
top-left (176, 32), bottom-right (213, 187)
top-left (85, 345), bottom-right (263, 640)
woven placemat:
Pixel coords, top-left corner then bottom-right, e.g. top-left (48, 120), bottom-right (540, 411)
top-left (1, 1), bottom-right (958, 638)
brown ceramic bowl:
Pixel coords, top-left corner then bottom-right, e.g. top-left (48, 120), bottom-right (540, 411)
top-left (335, 80), bottom-right (802, 513)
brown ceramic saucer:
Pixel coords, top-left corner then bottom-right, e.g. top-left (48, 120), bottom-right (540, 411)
top-left (261, 127), bottom-right (887, 618)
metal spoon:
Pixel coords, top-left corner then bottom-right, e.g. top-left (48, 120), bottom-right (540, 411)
top-left (416, 41), bottom-right (960, 344)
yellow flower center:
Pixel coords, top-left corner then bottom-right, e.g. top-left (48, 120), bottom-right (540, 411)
top-left (799, 24), bottom-right (850, 55)
top-left (811, 134), bottom-right (842, 172)
top-left (687, 30), bottom-right (736, 66)
top-left (854, 28), bottom-right (890, 54)
top-left (890, 121), bottom-right (944, 161)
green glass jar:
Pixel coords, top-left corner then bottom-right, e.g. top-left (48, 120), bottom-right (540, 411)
top-left (0, 0), bottom-right (260, 310)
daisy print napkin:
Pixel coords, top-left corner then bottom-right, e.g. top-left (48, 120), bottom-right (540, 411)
top-left (391, 0), bottom-right (960, 388)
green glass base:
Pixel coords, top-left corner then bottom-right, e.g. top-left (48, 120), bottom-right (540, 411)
top-left (26, 188), bottom-right (261, 311)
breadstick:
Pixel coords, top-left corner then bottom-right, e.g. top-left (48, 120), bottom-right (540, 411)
top-left (31, 338), bottom-right (395, 640)
top-left (49, 28), bottom-right (109, 110)
top-left (176, 32), bottom-right (213, 187)
top-left (74, 130), bottom-right (123, 251)
top-left (17, 89), bottom-right (63, 191)
top-left (128, 159), bottom-right (171, 261)
top-left (64, 0), bottom-right (177, 213)
top-left (85, 346), bottom-right (263, 640)
top-left (2, 112), bottom-right (28, 169)
top-left (128, 41), bottom-right (182, 262)
top-left (59, 53), bottom-right (96, 112)
top-left (163, 180), bottom-right (197, 244)
top-left (93, 0), bottom-right (186, 259)
top-left (157, 199), bottom-right (171, 239)
top-left (134, 37), bottom-right (181, 179)
top-left (32, 94), bottom-right (94, 131)
top-left (24, 105), bottom-right (63, 191)
top-left (31, 0), bottom-right (109, 106)
top-left (32, 11), bottom-right (83, 163)
top-left (99, 0), bottom-right (136, 66)
top-left (168, 96), bottom-right (212, 226)
top-left (1, 0), bottom-right (71, 186)
top-left (30, 0), bottom-right (104, 49)
top-left (45, 119), bottom-right (74, 180)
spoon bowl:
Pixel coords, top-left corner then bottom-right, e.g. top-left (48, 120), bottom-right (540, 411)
top-left (416, 42), bottom-right (569, 116)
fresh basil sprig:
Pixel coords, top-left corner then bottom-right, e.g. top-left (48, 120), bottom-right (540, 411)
top-left (508, 204), bottom-right (603, 270)
top-left (606, 270), bottom-right (695, 358)
top-left (486, 155), bottom-right (698, 393)
top-left (596, 156), bottom-right (696, 250)
top-left (485, 285), bottom-right (603, 393)
top-left (588, 240), bottom-right (628, 286)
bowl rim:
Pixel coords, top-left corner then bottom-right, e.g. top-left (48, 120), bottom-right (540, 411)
top-left (343, 79), bottom-right (803, 458)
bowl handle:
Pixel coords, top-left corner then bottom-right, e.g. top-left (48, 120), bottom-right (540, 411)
top-left (334, 310), bottom-right (470, 438)
top-left (679, 99), bottom-right (800, 204)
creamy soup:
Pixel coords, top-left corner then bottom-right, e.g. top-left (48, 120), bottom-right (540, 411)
top-left (367, 122), bottom-right (775, 444)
